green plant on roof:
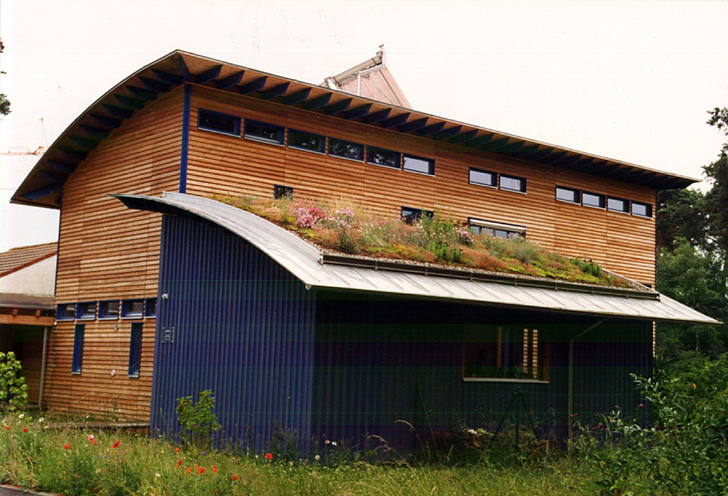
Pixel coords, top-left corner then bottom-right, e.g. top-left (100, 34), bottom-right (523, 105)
top-left (211, 193), bottom-right (631, 288)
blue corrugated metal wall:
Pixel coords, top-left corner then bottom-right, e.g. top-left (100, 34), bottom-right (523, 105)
top-left (150, 215), bottom-right (315, 453)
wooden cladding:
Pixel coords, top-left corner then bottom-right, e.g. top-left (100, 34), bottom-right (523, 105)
top-left (184, 86), bottom-right (656, 285)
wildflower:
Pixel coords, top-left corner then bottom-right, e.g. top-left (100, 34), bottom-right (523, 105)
top-left (175, 447), bottom-right (180, 453)
top-left (88, 434), bottom-right (97, 445)
top-left (155, 473), bottom-right (161, 478)
top-left (38, 418), bottom-right (44, 423)
top-left (64, 444), bottom-right (71, 450)
top-left (331, 441), bottom-right (337, 447)
top-left (175, 459), bottom-right (182, 468)
top-left (18, 413), bottom-right (24, 419)
top-left (232, 475), bottom-right (239, 482)
top-left (212, 465), bottom-right (218, 473)
top-left (112, 440), bottom-right (121, 448)
top-left (314, 455), bottom-right (320, 461)
top-left (637, 403), bottom-right (644, 409)
top-left (22, 427), bottom-right (28, 433)
top-left (185, 467), bottom-right (192, 475)
top-left (2, 426), bottom-right (9, 430)
top-left (265, 452), bottom-right (273, 461)
top-left (198, 467), bottom-right (206, 475)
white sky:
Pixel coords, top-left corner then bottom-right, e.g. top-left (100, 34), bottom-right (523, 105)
top-left (1, 0), bottom-right (727, 252)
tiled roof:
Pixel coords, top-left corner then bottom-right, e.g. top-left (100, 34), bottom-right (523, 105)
top-left (0, 242), bottom-right (57, 278)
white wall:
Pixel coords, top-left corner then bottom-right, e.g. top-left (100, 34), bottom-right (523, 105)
top-left (0, 255), bottom-right (56, 296)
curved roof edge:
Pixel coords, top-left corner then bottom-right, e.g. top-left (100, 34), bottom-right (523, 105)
top-left (113, 192), bottom-right (719, 325)
top-left (14, 50), bottom-right (697, 209)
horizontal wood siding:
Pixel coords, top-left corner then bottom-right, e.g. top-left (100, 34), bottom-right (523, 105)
top-left (185, 86), bottom-right (657, 285)
top-left (48, 90), bottom-right (184, 420)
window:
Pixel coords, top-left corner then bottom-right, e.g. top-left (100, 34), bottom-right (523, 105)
top-left (469, 168), bottom-right (497, 188)
top-left (582, 191), bottom-right (605, 208)
top-left (274, 185), bottom-right (293, 199)
top-left (99, 300), bottom-right (120, 319)
top-left (631, 201), bottom-right (653, 218)
top-left (72, 324), bottom-right (85, 374)
top-left (288, 129), bottom-right (325, 153)
top-left (329, 138), bottom-right (364, 161)
top-left (500, 174), bottom-right (527, 193)
top-left (463, 325), bottom-right (547, 382)
top-left (555, 186), bottom-right (580, 204)
top-left (401, 206), bottom-right (433, 225)
top-left (468, 219), bottom-right (526, 239)
top-left (128, 322), bottom-right (143, 378)
top-left (366, 146), bottom-right (400, 169)
top-left (76, 302), bottom-right (96, 320)
top-left (607, 197), bottom-right (629, 213)
top-left (145, 298), bottom-right (157, 317)
top-left (403, 154), bottom-right (435, 175)
top-left (121, 299), bottom-right (144, 318)
top-left (243, 119), bottom-right (284, 144)
top-left (57, 303), bottom-right (76, 321)
top-left (197, 109), bottom-right (241, 137)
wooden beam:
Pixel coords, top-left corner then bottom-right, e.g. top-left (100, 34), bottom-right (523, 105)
top-left (281, 88), bottom-right (311, 105)
top-left (343, 103), bottom-right (372, 119)
top-left (303, 93), bottom-right (332, 110)
top-left (322, 98), bottom-right (352, 115)
top-left (151, 69), bottom-right (183, 86)
top-left (89, 113), bottom-right (121, 129)
top-left (259, 82), bottom-right (290, 100)
top-left (433, 126), bottom-right (462, 140)
top-left (177, 55), bottom-right (191, 81)
top-left (68, 135), bottom-right (99, 150)
top-left (448, 129), bottom-right (479, 144)
top-left (0, 314), bottom-right (55, 326)
top-left (125, 85), bottom-right (158, 101)
top-left (48, 160), bottom-right (77, 174)
top-left (22, 184), bottom-right (62, 201)
top-left (139, 76), bottom-right (170, 93)
top-left (40, 171), bottom-right (69, 184)
top-left (398, 117), bottom-right (428, 133)
top-left (239, 77), bottom-right (267, 94)
top-left (195, 65), bottom-right (222, 85)
top-left (379, 113), bottom-right (410, 128)
top-left (360, 108), bottom-right (391, 124)
top-left (58, 148), bottom-right (87, 161)
top-left (79, 125), bottom-right (110, 139)
top-left (217, 71), bottom-right (245, 90)
top-left (113, 94), bottom-right (145, 110)
top-left (101, 104), bottom-right (133, 120)
top-left (417, 122), bottom-right (446, 137)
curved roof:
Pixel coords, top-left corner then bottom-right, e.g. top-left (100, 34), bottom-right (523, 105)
top-left (114, 192), bottom-right (717, 325)
top-left (14, 50), bottom-right (697, 208)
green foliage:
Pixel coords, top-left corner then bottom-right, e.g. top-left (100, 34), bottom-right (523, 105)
top-left (176, 390), bottom-right (221, 449)
top-left (0, 352), bottom-right (28, 412)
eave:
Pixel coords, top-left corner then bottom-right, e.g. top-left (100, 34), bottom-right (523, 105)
top-left (13, 50), bottom-right (698, 209)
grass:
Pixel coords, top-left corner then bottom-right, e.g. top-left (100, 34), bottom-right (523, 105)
top-left (0, 413), bottom-right (607, 495)
top-left (211, 194), bottom-right (633, 289)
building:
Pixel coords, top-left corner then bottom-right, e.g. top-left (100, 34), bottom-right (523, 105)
top-left (11, 50), bottom-right (716, 451)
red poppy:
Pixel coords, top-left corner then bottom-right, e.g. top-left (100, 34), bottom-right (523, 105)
top-left (232, 475), bottom-right (239, 482)
top-left (3, 426), bottom-right (9, 430)
top-left (64, 443), bottom-right (71, 449)
top-left (175, 447), bottom-right (180, 453)
top-left (22, 427), bottom-right (28, 433)
top-left (185, 467), bottom-right (192, 474)
top-left (198, 467), bottom-right (206, 475)
top-left (212, 465), bottom-right (218, 473)
top-left (112, 440), bottom-right (120, 448)
top-left (265, 452), bottom-right (273, 461)
top-left (175, 459), bottom-right (182, 468)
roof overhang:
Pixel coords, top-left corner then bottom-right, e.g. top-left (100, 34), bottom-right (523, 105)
top-left (14, 50), bottom-right (698, 209)
top-left (113, 192), bottom-right (719, 326)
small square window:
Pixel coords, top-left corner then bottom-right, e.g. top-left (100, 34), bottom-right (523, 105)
top-left (401, 206), bottom-right (433, 225)
top-left (555, 186), bottom-right (580, 204)
top-left (469, 168), bottom-right (497, 188)
top-left (500, 174), bottom-right (527, 193)
top-left (582, 191), bottom-right (606, 208)
top-left (631, 202), bottom-right (653, 218)
top-left (366, 146), bottom-right (400, 169)
top-left (244, 119), bottom-right (284, 145)
top-left (329, 138), bottom-right (364, 161)
top-left (403, 154), bottom-right (435, 175)
top-left (197, 109), bottom-right (241, 137)
top-left (76, 302), bottom-right (96, 320)
top-left (57, 303), bottom-right (76, 321)
top-left (274, 185), bottom-right (294, 199)
top-left (122, 299), bottom-right (144, 318)
top-left (288, 129), bottom-right (326, 153)
top-left (463, 325), bottom-right (547, 382)
top-left (607, 197), bottom-right (630, 213)
top-left (99, 300), bottom-right (120, 319)
top-left (145, 298), bottom-right (157, 317)
top-left (72, 324), bottom-right (85, 374)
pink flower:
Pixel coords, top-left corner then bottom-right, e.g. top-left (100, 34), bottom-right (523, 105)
top-left (88, 434), bottom-right (97, 445)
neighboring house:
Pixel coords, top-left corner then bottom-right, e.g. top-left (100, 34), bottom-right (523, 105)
top-left (0, 242), bottom-right (57, 406)
top-left (11, 50), bottom-right (717, 452)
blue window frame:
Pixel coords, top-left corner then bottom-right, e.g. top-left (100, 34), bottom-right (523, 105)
top-left (121, 299), bottom-right (144, 318)
top-left (244, 119), bottom-right (284, 145)
top-left (99, 300), bottom-right (120, 319)
top-left (57, 303), bottom-right (76, 320)
top-left (145, 298), bottom-right (157, 317)
top-left (76, 301), bottom-right (96, 320)
top-left (128, 322), bottom-right (143, 378)
top-left (197, 109), bottom-right (241, 137)
top-left (288, 129), bottom-right (326, 153)
top-left (469, 168), bottom-right (497, 188)
top-left (72, 324), bottom-right (85, 374)
top-left (366, 146), bottom-right (400, 169)
top-left (403, 154), bottom-right (435, 175)
top-left (329, 138), bottom-right (364, 161)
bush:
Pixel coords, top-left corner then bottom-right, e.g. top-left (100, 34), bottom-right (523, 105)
top-left (0, 352), bottom-right (28, 412)
top-left (176, 390), bottom-right (221, 449)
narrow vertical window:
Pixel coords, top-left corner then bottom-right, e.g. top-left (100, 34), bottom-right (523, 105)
top-left (128, 322), bottom-right (143, 378)
top-left (72, 324), bottom-right (85, 374)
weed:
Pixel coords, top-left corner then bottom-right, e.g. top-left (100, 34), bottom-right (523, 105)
top-left (176, 390), bottom-right (221, 450)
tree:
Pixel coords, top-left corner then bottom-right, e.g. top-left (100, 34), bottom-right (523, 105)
top-left (0, 39), bottom-right (10, 116)
top-left (704, 107), bottom-right (728, 256)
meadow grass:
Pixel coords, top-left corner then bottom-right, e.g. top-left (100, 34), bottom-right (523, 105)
top-left (0, 413), bottom-right (610, 496)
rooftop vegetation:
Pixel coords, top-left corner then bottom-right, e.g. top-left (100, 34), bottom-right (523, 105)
top-left (211, 194), bottom-right (633, 289)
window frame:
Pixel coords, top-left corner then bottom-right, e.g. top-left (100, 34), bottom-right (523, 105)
top-left (402, 154), bottom-right (435, 175)
top-left (197, 108), bottom-right (241, 137)
top-left (128, 322), bottom-right (143, 378)
top-left (469, 168), bottom-right (497, 188)
top-left (56, 303), bottom-right (76, 321)
top-left (76, 301), bottom-right (96, 320)
top-left (582, 191), bottom-right (606, 209)
top-left (98, 300), bottom-right (120, 320)
top-left (72, 324), bottom-right (85, 374)
top-left (274, 185), bottom-right (294, 199)
top-left (144, 298), bottom-right (157, 317)
top-left (468, 218), bottom-right (526, 239)
top-left (462, 325), bottom-right (548, 383)
top-left (328, 138), bottom-right (364, 161)
top-left (121, 299), bottom-right (145, 319)
top-left (243, 119), bottom-right (285, 145)
top-left (366, 146), bottom-right (401, 169)
top-left (631, 201), bottom-right (653, 218)
top-left (555, 186), bottom-right (580, 204)
top-left (499, 174), bottom-right (527, 193)
top-left (287, 129), bottom-right (326, 154)
top-left (607, 197), bottom-right (630, 214)
top-left (401, 206), bottom-right (434, 225)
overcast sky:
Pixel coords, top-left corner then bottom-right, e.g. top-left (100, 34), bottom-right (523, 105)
top-left (1, 0), bottom-right (727, 252)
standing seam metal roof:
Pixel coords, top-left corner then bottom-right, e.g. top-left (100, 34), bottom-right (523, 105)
top-left (113, 192), bottom-right (718, 326)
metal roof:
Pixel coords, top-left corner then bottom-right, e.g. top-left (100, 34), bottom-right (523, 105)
top-left (14, 50), bottom-right (697, 208)
top-left (114, 192), bottom-right (718, 325)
